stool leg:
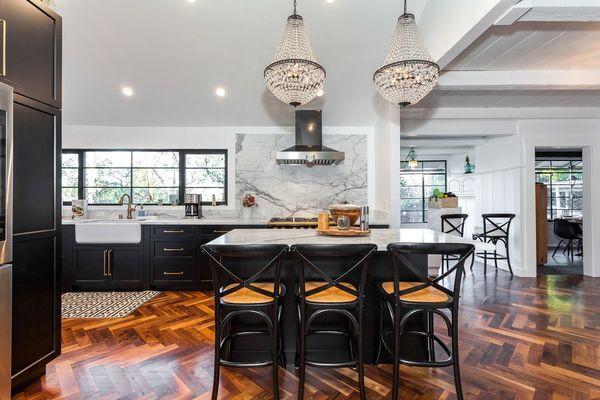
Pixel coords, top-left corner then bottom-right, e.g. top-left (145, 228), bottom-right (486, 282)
top-left (212, 307), bottom-right (221, 400)
top-left (391, 304), bottom-right (400, 400)
top-left (505, 240), bottom-right (514, 276)
top-left (469, 252), bottom-right (475, 272)
top-left (298, 306), bottom-right (306, 400)
top-left (483, 251), bottom-right (488, 275)
top-left (272, 308), bottom-right (280, 400)
top-left (375, 301), bottom-right (385, 366)
top-left (427, 311), bottom-right (436, 363)
top-left (451, 307), bottom-right (464, 400)
top-left (358, 306), bottom-right (366, 400)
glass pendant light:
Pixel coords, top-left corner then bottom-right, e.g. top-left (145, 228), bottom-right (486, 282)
top-left (373, 0), bottom-right (440, 107)
top-left (264, 0), bottom-right (326, 107)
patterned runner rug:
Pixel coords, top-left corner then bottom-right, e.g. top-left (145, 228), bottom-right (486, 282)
top-left (62, 291), bottom-right (161, 318)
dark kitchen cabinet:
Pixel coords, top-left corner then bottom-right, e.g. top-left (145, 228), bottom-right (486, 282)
top-left (2, 0), bottom-right (62, 393)
top-left (73, 245), bottom-right (144, 290)
top-left (0, 0), bottom-right (62, 107)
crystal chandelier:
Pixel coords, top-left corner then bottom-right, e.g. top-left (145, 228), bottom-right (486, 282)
top-left (264, 0), bottom-right (326, 107)
top-left (373, 0), bottom-right (440, 107)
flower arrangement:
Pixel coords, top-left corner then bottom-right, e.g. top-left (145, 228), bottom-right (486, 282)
top-left (241, 194), bottom-right (258, 208)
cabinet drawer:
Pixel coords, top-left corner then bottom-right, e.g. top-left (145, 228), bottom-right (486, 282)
top-left (153, 241), bottom-right (195, 258)
top-left (153, 261), bottom-right (195, 282)
top-left (199, 226), bottom-right (233, 235)
top-left (152, 226), bottom-right (195, 237)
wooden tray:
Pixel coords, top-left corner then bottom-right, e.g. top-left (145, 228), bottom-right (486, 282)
top-left (317, 227), bottom-right (371, 237)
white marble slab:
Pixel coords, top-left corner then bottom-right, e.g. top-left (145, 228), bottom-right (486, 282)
top-left (235, 133), bottom-right (368, 218)
top-left (207, 228), bottom-right (495, 252)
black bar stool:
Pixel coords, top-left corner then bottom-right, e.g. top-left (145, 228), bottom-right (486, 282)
top-left (202, 244), bottom-right (288, 400)
top-left (377, 242), bottom-right (474, 400)
top-left (440, 214), bottom-right (469, 273)
top-left (291, 244), bottom-right (377, 400)
top-left (472, 213), bottom-right (516, 275)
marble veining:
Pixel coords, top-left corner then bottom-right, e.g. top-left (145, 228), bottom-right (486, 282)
top-left (235, 133), bottom-right (368, 218)
top-left (207, 228), bottom-right (495, 252)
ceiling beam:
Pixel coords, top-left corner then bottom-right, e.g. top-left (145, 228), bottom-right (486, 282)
top-left (438, 70), bottom-right (600, 90)
top-left (496, 0), bottom-right (600, 23)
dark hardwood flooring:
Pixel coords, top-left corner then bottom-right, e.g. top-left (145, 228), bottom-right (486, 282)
top-left (14, 266), bottom-right (600, 399)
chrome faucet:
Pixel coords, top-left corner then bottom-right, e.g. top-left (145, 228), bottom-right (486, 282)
top-left (118, 193), bottom-right (137, 219)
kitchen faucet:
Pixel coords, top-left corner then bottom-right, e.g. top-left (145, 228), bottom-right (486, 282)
top-left (118, 193), bottom-right (137, 219)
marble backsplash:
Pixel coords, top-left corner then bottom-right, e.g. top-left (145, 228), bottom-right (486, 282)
top-left (235, 133), bottom-right (368, 218)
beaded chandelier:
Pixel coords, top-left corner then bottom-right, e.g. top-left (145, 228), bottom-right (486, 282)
top-left (373, 0), bottom-right (440, 107)
top-left (264, 0), bottom-right (326, 107)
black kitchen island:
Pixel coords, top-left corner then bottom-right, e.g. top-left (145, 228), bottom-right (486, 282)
top-left (205, 228), bottom-right (491, 364)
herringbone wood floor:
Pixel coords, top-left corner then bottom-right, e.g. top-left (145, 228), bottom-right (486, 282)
top-left (14, 267), bottom-right (600, 399)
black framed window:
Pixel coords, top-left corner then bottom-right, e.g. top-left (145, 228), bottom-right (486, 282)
top-left (61, 149), bottom-right (228, 206)
top-left (400, 160), bottom-right (447, 223)
top-left (535, 160), bottom-right (582, 220)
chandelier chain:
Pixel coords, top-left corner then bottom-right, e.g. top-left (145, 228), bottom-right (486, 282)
top-left (294, 0), bottom-right (297, 15)
top-left (404, 0), bottom-right (407, 15)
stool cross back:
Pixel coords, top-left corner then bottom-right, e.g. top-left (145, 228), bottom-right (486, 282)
top-left (440, 214), bottom-right (469, 273)
top-left (291, 244), bottom-right (377, 400)
top-left (473, 213), bottom-right (516, 275)
top-left (379, 243), bottom-right (475, 400)
top-left (202, 244), bottom-right (289, 400)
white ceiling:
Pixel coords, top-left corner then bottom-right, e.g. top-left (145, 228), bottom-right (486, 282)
top-left (446, 21), bottom-right (600, 71)
top-left (55, 0), bottom-right (428, 127)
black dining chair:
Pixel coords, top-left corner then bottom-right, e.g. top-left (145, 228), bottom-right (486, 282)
top-left (472, 213), bottom-right (516, 275)
top-left (202, 244), bottom-right (289, 400)
top-left (377, 242), bottom-right (474, 400)
top-left (552, 219), bottom-right (581, 261)
top-left (291, 243), bottom-right (377, 400)
top-left (440, 214), bottom-right (469, 273)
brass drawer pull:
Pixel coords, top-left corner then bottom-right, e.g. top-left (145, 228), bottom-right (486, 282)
top-left (163, 247), bottom-right (184, 252)
top-left (163, 272), bottom-right (185, 276)
top-left (107, 250), bottom-right (112, 276)
top-left (103, 250), bottom-right (107, 276)
top-left (213, 230), bottom-right (230, 234)
top-left (164, 229), bottom-right (184, 233)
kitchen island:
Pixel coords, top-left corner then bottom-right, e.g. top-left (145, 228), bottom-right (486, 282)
top-left (206, 228), bottom-right (492, 364)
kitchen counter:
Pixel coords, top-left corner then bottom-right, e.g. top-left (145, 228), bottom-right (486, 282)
top-left (207, 228), bottom-right (494, 252)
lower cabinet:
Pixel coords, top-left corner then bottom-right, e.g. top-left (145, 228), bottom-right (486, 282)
top-left (73, 245), bottom-right (144, 290)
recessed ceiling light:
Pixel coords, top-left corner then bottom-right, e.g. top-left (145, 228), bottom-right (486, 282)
top-left (215, 87), bottom-right (227, 97)
top-left (325, 0), bottom-right (335, 4)
top-left (316, 89), bottom-right (324, 97)
top-left (121, 86), bottom-right (134, 97)
top-left (186, 0), bottom-right (197, 3)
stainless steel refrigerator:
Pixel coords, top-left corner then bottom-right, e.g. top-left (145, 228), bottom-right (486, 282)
top-left (0, 81), bottom-right (14, 400)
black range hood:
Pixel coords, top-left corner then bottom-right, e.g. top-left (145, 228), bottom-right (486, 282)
top-left (276, 110), bottom-right (345, 166)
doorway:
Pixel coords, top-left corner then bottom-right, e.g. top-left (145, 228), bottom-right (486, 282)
top-left (534, 148), bottom-right (583, 276)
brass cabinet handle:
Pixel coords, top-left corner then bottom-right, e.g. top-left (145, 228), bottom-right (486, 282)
top-left (0, 20), bottom-right (6, 77)
top-left (213, 230), bottom-right (230, 234)
top-left (103, 250), bottom-right (107, 276)
top-left (107, 250), bottom-right (112, 276)
top-left (164, 229), bottom-right (184, 233)
top-left (163, 272), bottom-right (184, 276)
top-left (163, 247), bottom-right (184, 252)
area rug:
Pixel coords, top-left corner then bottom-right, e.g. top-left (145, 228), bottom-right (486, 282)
top-left (61, 291), bottom-right (161, 318)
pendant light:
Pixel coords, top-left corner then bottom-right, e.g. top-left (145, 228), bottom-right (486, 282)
top-left (264, 0), bottom-right (326, 107)
top-left (373, 0), bottom-right (440, 107)
top-left (406, 147), bottom-right (418, 169)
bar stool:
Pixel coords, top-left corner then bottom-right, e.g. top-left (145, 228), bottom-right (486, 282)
top-left (202, 244), bottom-right (288, 400)
top-left (376, 242), bottom-right (474, 400)
top-left (291, 244), bottom-right (377, 400)
top-left (440, 214), bottom-right (469, 273)
top-left (472, 213), bottom-right (516, 275)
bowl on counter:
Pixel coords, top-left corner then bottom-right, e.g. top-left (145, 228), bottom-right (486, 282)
top-left (329, 204), bottom-right (362, 226)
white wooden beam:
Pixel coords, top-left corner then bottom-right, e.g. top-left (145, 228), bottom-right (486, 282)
top-left (438, 70), bottom-right (600, 90)
top-left (496, 0), bottom-right (600, 24)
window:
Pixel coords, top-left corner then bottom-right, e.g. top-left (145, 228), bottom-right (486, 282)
top-left (400, 160), bottom-right (447, 223)
top-left (535, 160), bottom-right (582, 220)
top-left (61, 150), bottom-right (228, 205)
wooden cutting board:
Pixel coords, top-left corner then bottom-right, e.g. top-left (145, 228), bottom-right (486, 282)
top-left (316, 227), bottom-right (371, 237)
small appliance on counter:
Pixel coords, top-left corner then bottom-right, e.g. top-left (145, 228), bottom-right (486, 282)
top-left (184, 194), bottom-right (203, 219)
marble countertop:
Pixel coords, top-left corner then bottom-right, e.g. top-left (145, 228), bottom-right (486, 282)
top-left (62, 217), bottom-right (391, 227)
top-left (206, 228), bottom-right (495, 252)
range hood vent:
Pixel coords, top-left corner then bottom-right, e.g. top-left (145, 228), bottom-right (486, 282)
top-left (276, 110), bottom-right (345, 166)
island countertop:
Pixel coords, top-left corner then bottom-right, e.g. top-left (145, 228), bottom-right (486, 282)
top-left (206, 228), bottom-right (494, 252)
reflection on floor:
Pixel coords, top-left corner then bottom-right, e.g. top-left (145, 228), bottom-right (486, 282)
top-left (14, 265), bottom-right (600, 399)
top-left (538, 248), bottom-right (583, 276)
